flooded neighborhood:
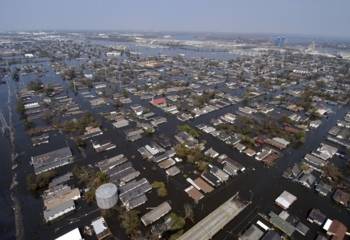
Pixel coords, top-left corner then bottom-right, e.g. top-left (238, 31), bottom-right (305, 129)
top-left (0, 29), bottom-right (350, 240)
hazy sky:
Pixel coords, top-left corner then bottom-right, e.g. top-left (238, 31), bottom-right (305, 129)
top-left (1, 0), bottom-right (350, 37)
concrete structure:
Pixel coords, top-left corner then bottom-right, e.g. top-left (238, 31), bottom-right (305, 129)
top-left (177, 193), bottom-right (249, 240)
top-left (95, 183), bottom-right (118, 209)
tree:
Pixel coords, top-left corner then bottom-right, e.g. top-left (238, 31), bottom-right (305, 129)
top-left (168, 213), bottom-right (185, 231)
top-left (119, 210), bottom-right (141, 236)
top-left (178, 124), bottom-right (200, 138)
top-left (152, 181), bottom-right (168, 197)
top-left (26, 170), bottom-right (57, 192)
top-left (323, 164), bottom-right (343, 183)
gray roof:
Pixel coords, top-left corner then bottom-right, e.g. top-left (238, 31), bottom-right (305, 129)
top-left (296, 222), bottom-right (309, 236)
top-left (141, 201), bottom-right (172, 226)
top-left (307, 209), bottom-right (326, 225)
top-left (44, 200), bottom-right (75, 222)
top-left (178, 194), bottom-right (249, 240)
top-left (261, 231), bottom-right (281, 240)
top-left (239, 225), bottom-right (264, 240)
top-left (269, 212), bottom-right (295, 237)
top-left (32, 147), bottom-right (73, 174)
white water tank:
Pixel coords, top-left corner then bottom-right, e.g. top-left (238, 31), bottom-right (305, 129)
top-left (95, 183), bottom-right (118, 209)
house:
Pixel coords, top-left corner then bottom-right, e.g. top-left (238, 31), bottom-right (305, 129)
top-left (255, 148), bottom-right (273, 161)
top-left (220, 113), bottom-right (236, 124)
top-left (24, 102), bottom-right (40, 110)
top-left (239, 224), bottom-right (264, 240)
top-left (332, 189), bottom-right (350, 207)
top-left (316, 181), bottom-right (333, 197)
top-left (91, 217), bottom-right (112, 240)
top-left (323, 219), bottom-right (347, 240)
top-left (298, 173), bottom-right (316, 188)
top-left (82, 126), bottom-right (103, 139)
top-left (174, 131), bottom-right (198, 148)
top-left (43, 186), bottom-right (80, 209)
top-left (91, 140), bottom-right (116, 152)
top-left (315, 235), bottom-right (328, 240)
top-left (150, 97), bottom-right (167, 107)
top-left (272, 137), bottom-right (290, 149)
top-left (209, 165), bottom-right (229, 182)
top-left (106, 51), bottom-right (121, 57)
top-left (141, 202), bottom-right (172, 226)
top-left (295, 222), bottom-right (309, 236)
top-left (303, 154), bottom-right (327, 172)
top-left (244, 148), bottom-right (256, 157)
top-left (119, 178), bottom-right (151, 207)
top-left (307, 209), bottom-right (326, 226)
top-left (204, 148), bottom-right (219, 158)
top-left (234, 143), bottom-right (247, 152)
top-left (310, 120), bottom-right (322, 128)
top-left (166, 166), bottom-right (181, 176)
top-left (201, 172), bottom-right (221, 187)
top-left (291, 164), bottom-right (302, 178)
top-left (113, 118), bottom-right (129, 128)
top-left (268, 212), bottom-right (295, 237)
top-left (185, 186), bottom-right (204, 203)
top-left (261, 231), bottom-right (281, 240)
top-left (315, 143), bottom-right (338, 160)
top-left (193, 177), bottom-right (214, 193)
top-left (24, 53), bottom-right (34, 58)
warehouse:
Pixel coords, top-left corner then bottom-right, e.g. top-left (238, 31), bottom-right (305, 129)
top-left (177, 194), bottom-right (249, 240)
top-left (31, 147), bottom-right (73, 175)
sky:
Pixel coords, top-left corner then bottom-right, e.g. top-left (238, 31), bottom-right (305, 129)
top-left (1, 0), bottom-right (350, 38)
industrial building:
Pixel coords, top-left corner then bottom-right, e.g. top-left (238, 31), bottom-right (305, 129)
top-left (177, 194), bottom-right (249, 240)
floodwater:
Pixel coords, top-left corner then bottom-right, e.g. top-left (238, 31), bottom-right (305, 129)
top-left (91, 39), bottom-right (238, 60)
top-left (0, 45), bottom-right (349, 240)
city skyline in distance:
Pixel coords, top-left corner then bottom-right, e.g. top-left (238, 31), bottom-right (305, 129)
top-left (1, 0), bottom-right (350, 38)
